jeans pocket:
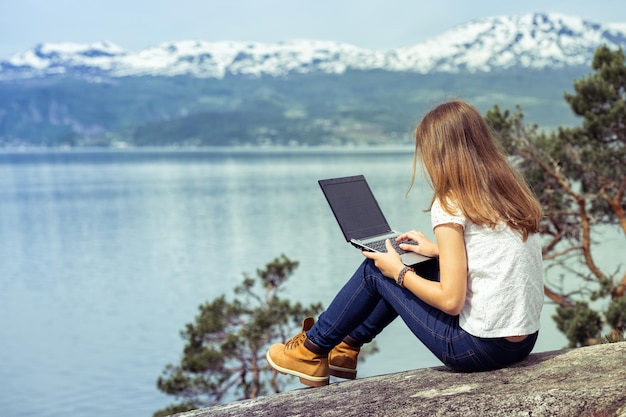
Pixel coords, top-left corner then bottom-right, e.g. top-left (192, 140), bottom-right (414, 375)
top-left (442, 349), bottom-right (486, 372)
top-left (471, 335), bottom-right (538, 371)
top-left (488, 333), bottom-right (538, 362)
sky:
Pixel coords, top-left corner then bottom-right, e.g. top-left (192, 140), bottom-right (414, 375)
top-left (1, 0), bottom-right (626, 58)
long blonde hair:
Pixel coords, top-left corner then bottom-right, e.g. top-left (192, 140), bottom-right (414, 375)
top-left (409, 100), bottom-right (542, 240)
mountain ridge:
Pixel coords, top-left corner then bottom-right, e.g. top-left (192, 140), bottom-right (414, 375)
top-left (1, 12), bottom-right (623, 147)
top-left (1, 12), bottom-right (625, 81)
top-left (0, 69), bottom-right (585, 147)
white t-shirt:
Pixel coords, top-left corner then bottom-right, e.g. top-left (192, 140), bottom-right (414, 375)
top-left (431, 198), bottom-right (544, 338)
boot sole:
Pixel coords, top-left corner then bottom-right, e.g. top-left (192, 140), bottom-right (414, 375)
top-left (266, 351), bottom-right (329, 387)
top-left (329, 365), bottom-right (357, 380)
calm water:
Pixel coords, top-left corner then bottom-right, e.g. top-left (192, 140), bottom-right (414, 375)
top-left (0, 148), bottom-right (569, 417)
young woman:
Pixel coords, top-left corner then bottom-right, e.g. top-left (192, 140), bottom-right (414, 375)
top-left (266, 100), bottom-right (544, 387)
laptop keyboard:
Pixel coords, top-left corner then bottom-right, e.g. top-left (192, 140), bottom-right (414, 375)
top-left (367, 239), bottom-right (417, 254)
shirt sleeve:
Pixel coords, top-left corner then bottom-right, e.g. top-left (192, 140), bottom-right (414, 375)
top-left (431, 198), bottom-right (466, 230)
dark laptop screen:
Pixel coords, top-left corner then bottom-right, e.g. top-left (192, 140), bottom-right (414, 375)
top-left (319, 175), bottom-right (392, 241)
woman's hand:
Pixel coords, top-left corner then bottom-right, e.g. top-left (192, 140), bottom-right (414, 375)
top-left (361, 240), bottom-right (405, 280)
top-left (396, 230), bottom-right (439, 258)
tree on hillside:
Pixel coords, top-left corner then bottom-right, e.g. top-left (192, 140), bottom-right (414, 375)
top-left (153, 255), bottom-right (324, 417)
top-left (485, 45), bottom-right (626, 347)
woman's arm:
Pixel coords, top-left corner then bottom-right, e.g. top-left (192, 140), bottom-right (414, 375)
top-left (363, 223), bottom-right (467, 316)
top-left (397, 230), bottom-right (439, 258)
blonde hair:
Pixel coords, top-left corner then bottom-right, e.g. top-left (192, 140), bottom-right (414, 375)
top-left (409, 100), bottom-right (542, 240)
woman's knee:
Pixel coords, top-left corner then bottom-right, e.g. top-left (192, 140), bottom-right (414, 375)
top-left (362, 259), bottom-right (398, 294)
top-left (362, 258), bottom-right (383, 277)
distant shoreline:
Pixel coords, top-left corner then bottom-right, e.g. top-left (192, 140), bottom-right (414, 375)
top-left (0, 144), bottom-right (416, 155)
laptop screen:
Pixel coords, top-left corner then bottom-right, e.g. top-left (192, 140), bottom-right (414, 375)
top-left (319, 175), bottom-right (392, 241)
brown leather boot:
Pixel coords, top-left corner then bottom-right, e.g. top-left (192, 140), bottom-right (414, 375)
top-left (329, 340), bottom-right (360, 380)
top-left (266, 317), bottom-right (329, 387)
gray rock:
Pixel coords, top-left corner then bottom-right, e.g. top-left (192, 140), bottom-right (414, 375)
top-left (176, 342), bottom-right (626, 417)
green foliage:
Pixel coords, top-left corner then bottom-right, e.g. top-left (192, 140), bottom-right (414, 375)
top-left (605, 296), bottom-right (626, 331)
top-left (154, 254), bottom-right (323, 416)
top-left (553, 302), bottom-right (603, 348)
top-left (485, 45), bottom-right (626, 348)
top-left (152, 402), bottom-right (197, 417)
top-left (0, 69), bottom-right (584, 147)
top-left (562, 46), bottom-right (626, 220)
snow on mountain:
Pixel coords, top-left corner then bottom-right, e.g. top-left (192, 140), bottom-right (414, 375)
top-left (1, 13), bottom-right (625, 80)
top-left (6, 41), bottom-right (127, 72)
top-left (113, 39), bottom-right (387, 78)
top-left (390, 12), bottom-right (614, 72)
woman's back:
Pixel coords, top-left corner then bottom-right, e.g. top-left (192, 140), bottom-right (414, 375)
top-left (430, 198), bottom-right (544, 338)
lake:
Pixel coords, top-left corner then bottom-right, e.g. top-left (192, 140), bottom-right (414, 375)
top-left (0, 148), bottom-right (570, 417)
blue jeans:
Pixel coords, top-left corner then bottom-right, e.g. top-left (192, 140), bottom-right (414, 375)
top-left (306, 259), bottom-right (537, 372)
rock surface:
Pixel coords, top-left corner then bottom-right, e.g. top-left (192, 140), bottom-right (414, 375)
top-left (176, 342), bottom-right (626, 417)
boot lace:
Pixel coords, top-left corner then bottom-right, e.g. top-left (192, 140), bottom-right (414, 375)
top-left (285, 331), bottom-right (306, 350)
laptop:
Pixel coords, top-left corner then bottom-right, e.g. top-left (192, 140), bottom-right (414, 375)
top-left (318, 175), bottom-right (431, 266)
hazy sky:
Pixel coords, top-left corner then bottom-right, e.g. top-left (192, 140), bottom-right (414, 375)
top-left (1, 0), bottom-right (625, 58)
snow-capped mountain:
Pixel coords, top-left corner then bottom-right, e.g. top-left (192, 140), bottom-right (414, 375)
top-left (392, 13), bottom-right (626, 72)
top-left (1, 13), bottom-right (625, 80)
